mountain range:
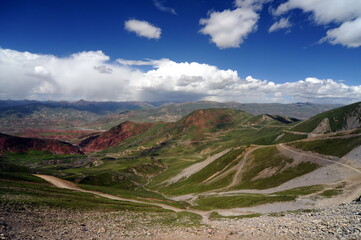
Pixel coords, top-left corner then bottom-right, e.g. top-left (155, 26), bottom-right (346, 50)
top-left (1, 100), bottom-right (360, 220)
top-left (0, 100), bottom-right (341, 136)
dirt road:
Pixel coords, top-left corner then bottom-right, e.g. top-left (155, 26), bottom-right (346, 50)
top-left (279, 144), bottom-right (361, 174)
top-left (34, 174), bottom-right (210, 223)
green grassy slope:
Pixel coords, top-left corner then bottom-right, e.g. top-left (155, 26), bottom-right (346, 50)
top-left (289, 136), bottom-right (361, 157)
top-left (158, 148), bottom-right (245, 195)
top-left (3, 102), bottom-right (361, 213)
top-left (232, 146), bottom-right (319, 190)
top-left (292, 102), bottom-right (361, 133)
top-left (0, 172), bottom-right (166, 212)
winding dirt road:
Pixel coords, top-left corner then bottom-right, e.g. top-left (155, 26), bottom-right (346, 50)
top-left (33, 141), bottom-right (361, 219)
top-left (279, 144), bottom-right (361, 174)
top-left (34, 174), bottom-right (210, 223)
top-left (172, 142), bottom-right (361, 212)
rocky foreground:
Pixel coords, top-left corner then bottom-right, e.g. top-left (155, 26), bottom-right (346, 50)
top-left (1, 202), bottom-right (360, 240)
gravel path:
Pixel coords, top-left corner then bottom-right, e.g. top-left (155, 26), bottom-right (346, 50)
top-left (279, 144), bottom-right (361, 174)
top-left (202, 147), bottom-right (254, 185)
top-left (226, 146), bottom-right (261, 189)
top-left (1, 202), bottom-right (360, 240)
top-left (342, 146), bottom-right (361, 168)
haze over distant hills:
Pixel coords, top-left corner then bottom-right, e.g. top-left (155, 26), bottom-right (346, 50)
top-left (0, 100), bottom-right (342, 135)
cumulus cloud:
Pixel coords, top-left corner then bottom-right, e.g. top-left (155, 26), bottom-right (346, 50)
top-left (320, 18), bottom-right (361, 48)
top-left (124, 19), bottom-right (161, 39)
top-left (274, 0), bottom-right (361, 24)
top-left (143, 59), bottom-right (239, 92)
top-left (269, 17), bottom-right (292, 32)
top-left (274, 0), bottom-right (361, 47)
top-left (0, 48), bottom-right (142, 101)
top-left (199, 8), bottom-right (259, 49)
top-left (199, 0), bottom-right (269, 49)
top-left (153, 0), bottom-right (177, 15)
top-left (280, 78), bottom-right (361, 102)
top-left (1, 48), bottom-right (361, 103)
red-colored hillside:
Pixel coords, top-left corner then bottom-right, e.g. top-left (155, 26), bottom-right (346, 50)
top-left (80, 121), bottom-right (155, 152)
top-left (182, 109), bottom-right (236, 129)
top-left (0, 133), bottom-right (83, 154)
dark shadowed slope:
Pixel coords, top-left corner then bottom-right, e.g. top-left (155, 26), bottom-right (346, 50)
top-left (80, 121), bottom-right (156, 152)
top-left (0, 133), bottom-right (82, 154)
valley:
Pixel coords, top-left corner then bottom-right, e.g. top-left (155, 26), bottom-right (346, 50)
top-left (1, 101), bottom-right (361, 239)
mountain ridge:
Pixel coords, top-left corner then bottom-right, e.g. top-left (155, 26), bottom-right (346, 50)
top-left (1, 101), bottom-right (361, 224)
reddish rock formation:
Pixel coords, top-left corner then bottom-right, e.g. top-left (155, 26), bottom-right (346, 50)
top-left (0, 133), bottom-right (83, 154)
top-left (182, 109), bottom-right (235, 129)
top-left (171, 109), bottom-right (239, 137)
top-left (80, 121), bottom-right (155, 152)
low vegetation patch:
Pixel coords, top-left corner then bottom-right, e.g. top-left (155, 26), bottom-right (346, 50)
top-left (274, 185), bottom-right (324, 197)
top-left (80, 184), bottom-right (190, 209)
top-left (209, 211), bottom-right (261, 220)
top-left (1, 150), bottom-right (85, 166)
top-left (234, 162), bottom-right (319, 190)
top-left (194, 193), bottom-right (294, 210)
top-left (319, 189), bottom-right (343, 198)
top-left (0, 171), bottom-right (47, 183)
top-left (0, 173), bottom-right (168, 212)
top-left (195, 185), bottom-right (324, 210)
top-left (273, 132), bottom-right (307, 144)
top-left (149, 211), bottom-right (202, 227)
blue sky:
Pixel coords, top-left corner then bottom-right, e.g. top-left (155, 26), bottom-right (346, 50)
top-left (0, 0), bottom-right (361, 103)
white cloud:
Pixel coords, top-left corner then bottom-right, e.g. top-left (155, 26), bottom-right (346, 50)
top-left (0, 48), bottom-right (142, 101)
top-left (199, 0), bottom-right (270, 49)
top-left (269, 17), bottom-right (292, 32)
top-left (143, 59), bottom-right (239, 92)
top-left (153, 0), bottom-right (177, 15)
top-left (34, 66), bottom-right (50, 77)
top-left (1, 48), bottom-right (361, 104)
top-left (124, 19), bottom-right (161, 39)
top-left (280, 78), bottom-right (361, 102)
top-left (321, 18), bottom-right (361, 48)
top-left (199, 8), bottom-right (259, 49)
top-left (234, 0), bottom-right (270, 9)
top-left (274, 0), bottom-right (361, 24)
top-left (274, 0), bottom-right (361, 47)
